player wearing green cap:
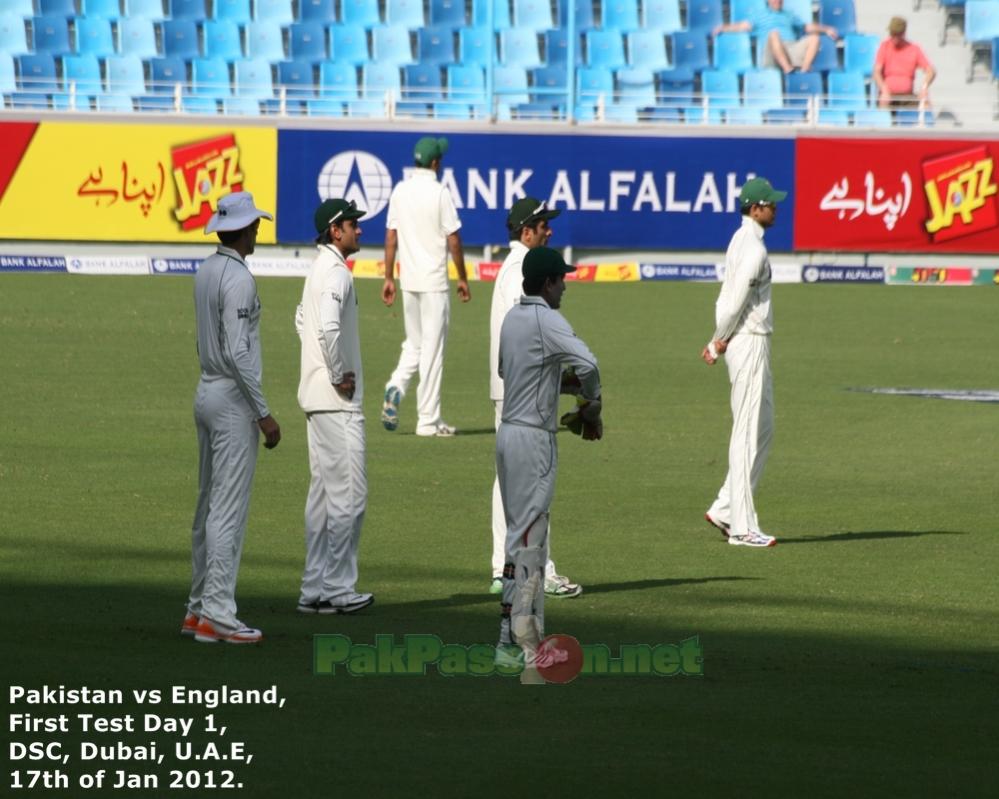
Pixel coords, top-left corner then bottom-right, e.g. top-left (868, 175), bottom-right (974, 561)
top-left (701, 177), bottom-right (787, 548)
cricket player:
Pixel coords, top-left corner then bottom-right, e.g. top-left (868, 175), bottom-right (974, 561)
top-left (381, 136), bottom-right (470, 437)
top-left (185, 191), bottom-right (280, 645)
top-left (496, 247), bottom-right (602, 681)
top-left (295, 198), bottom-right (373, 615)
top-left (702, 176), bottom-right (786, 548)
top-left (489, 197), bottom-right (581, 599)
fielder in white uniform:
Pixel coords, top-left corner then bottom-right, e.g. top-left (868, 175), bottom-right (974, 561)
top-left (702, 177), bottom-right (787, 548)
top-left (295, 198), bottom-right (373, 615)
top-left (489, 197), bottom-right (581, 599)
top-left (496, 247), bottom-right (602, 681)
top-left (381, 136), bottom-right (470, 437)
top-left (185, 192), bottom-right (280, 645)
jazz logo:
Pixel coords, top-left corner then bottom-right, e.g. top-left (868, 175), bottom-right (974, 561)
top-left (922, 145), bottom-right (998, 243)
top-left (172, 135), bottom-right (245, 231)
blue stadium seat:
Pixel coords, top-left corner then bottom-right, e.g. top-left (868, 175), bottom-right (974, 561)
top-left (96, 92), bottom-right (135, 111)
top-left (701, 67), bottom-right (739, 109)
top-left (784, 69), bottom-right (821, 107)
top-left (11, 91), bottom-right (55, 108)
top-left (0, 15), bottom-right (29, 55)
top-left (386, 0), bottom-right (425, 27)
top-left (234, 57), bottom-right (274, 97)
top-left (74, 17), bottom-right (115, 57)
top-left (687, 0), bottom-right (722, 33)
top-left (843, 32), bottom-right (878, 76)
top-left (557, 0), bottom-right (594, 29)
top-left (852, 108), bottom-right (891, 127)
top-left (500, 28), bottom-right (541, 67)
top-left (431, 0), bottom-right (467, 27)
top-left (965, 1), bottom-right (999, 79)
top-left (277, 59), bottom-right (316, 97)
top-left (494, 64), bottom-right (528, 107)
top-left (52, 90), bottom-right (95, 109)
top-left (62, 53), bottom-right (102, 95)
top-left (330, 24), bottom-right (369, 65)
top-left (162, 20), bottom-right (200, 59)
top-left (6, 0), bottom-right (35, 18)
top-left (39, 0), bottom-right (76, 15)
top-left (307, 97), bottom-right (346, 115)
top-left (346, 98), bottom-right (386, 116)
top-left (446, 62), bottom-right (485, 104)
top-left (82, 0), bottom-right (122, 18)
top-left (290, 22), bottom-right (328, 61)
top-left (191, 56), bottom-right (231, 95)
top-left (894, 108), bottom-right (934, 127)
top-left (0, 53), bottom-right (16, 94)
top-left (642, 0), bottom-right (681, 34)
top-left (601, 0), bottom-right (639, 32)
top-left (203, 20), bottom-right (243, 60)
top-left (360, 61), bottom-right (400, 98)
top-left (530, 64), bottom-right (565, 104)
top-left (818, 0), bottom-right (855, 37)
top-left (586, 29), bottom-right (625, 68)
top-left (105, 54), bottom-right (146, 95)
top-left (616, 66), bottom-right (655, 106)
top-left (319, 59), bottom-right (358, 99)
top-left (742, 67), bottom-right (781, 108)
top-left (125, 0), bottom-right (166, 20)
top-left (246, 22), bottom-right (286, 61)
top-left (255, 0), bottom-right (294, 25)
top-left (458, 26), bottom-right (493, 65)
top-left (472, 0), bottom-right (511, 29)
top-left (515, 0), bottom-right (554, 31)
top-left (993, 35), bottom-right (999, 78)
top-left (403, 63), bottom-right (444, 101)
top-left (118, 17), bottom-right (159, 58)
top-left (341, 0), bottom-right (381, 27)
top-left (213, 0), bottom-right (251, 23)
top-left (31, 16), bottom-right (71, 55)
top-left (149, 56), bottom-right (186, 93)
top-left (627, 29), bottom-right (668, 69)
top-left (826, 69), bottom-right (866, 109)
top-left (169, 0), bottom-right (206, 19)
top-left (655, 66), bottom-right (695, 113)
top-left (135, 93), bottom-right (177, 110)
top-left (17, 53), bottom-right (59, 92)
top-left (810, 33), bottom-right (840, 72)
top-left (604, 103), bottom-right (638, 121)
top-left (576, 65), bottom-right (613, 103)
top-left (182, 95), bottom-right (219, 113)
top-left (713, 31), bottom-right (753, 74)
top-left (543, 28), bottom-right (581, 66)
top-left (729, 0), bottom-right (763, 24)
top-left (434, 101), bottom-right (474, 118)
top-left (671, 30), bottom-right (709, 72)
top-left (223, 96), bottom-right (262, 114)
top-left (725, 107), bottom-right (762, 124)
top-left (371, 25), bottom-right (414, 66)
top-left (299, 0), bottom-right (335, 22)
top-left (418, 27), bottom-right (455, 65)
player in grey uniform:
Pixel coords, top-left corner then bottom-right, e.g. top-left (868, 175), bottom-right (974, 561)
top-left (295, 198), bottom-right (373, 615)
top-left (496, 247), bottom-right (602, 680)
top-left (702, 177), bottom-right (786, 548)
top-left (184, 192), bottom-right (280, 645)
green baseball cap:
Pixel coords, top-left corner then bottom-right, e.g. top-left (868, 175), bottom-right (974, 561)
top-left (522, 246), bottom-right (576, 281)
top-left (507, 197), bottom-right (561, 230)
top-left (414, 136), bottom-right (448, 166)
top-left (739, 177), bottom-right (787, 207)
top-left (314, 198), bottom-right (364, 235)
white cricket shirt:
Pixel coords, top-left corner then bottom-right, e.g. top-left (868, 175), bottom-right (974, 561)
top-left (489, 240), bottom-right (528, 401)
top-left (712, 215), bottom-right (773, 342)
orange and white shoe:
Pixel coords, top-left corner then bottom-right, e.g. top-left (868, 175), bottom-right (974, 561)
top-left (193, 618), bottom-right (263, 644)
top-left (181, 612), bottom-right (199, 636)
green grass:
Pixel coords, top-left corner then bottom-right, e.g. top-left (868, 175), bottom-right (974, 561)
top-left (3, 274), bottom-right (998, 797)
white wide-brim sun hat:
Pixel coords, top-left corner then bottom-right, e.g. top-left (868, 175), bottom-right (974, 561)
top-left (205, 191), bottom-right (274, 234)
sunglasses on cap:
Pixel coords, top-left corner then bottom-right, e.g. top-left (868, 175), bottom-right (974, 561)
top-left (328, 200), bottom-right (358, 226)
top-left (516, 200), bottom-right (550, 227)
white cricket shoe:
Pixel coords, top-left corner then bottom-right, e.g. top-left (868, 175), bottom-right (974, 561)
top-left (544, 574), bottom-right (582, 598)
top-left (416, 422), bottom-right (456, 437)
top-left (728, 531), bottom-right (777, 548)
top-left (319, 592), bottom-right (374, 614)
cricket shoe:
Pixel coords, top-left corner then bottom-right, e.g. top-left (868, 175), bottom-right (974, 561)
top-left (489, 577), bottom-right (503, 595)
top-left (296, 600), bottom-right (320, 614)
top-left (193, 618), bottom-right (263, 644)
top-left (318, 592), bottom-right (374, 614)
top-left (494, 644), bottom-right (524, 669)
top-left (416, 421), bottom-right (457, 437)
top-left (704, 511), bottom-right (731, 539)
top-left (544, 574), bottom-right (582, 598)
top-left (728, 531), bottom-right (777, 548)
top-left (180, 612), bottom-right (199, 636)
top-left (381, 386), bottom-right (402, 431)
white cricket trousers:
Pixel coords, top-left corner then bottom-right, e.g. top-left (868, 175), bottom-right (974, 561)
top-left (387, 289), bottom-right (449, 432)
top-left (708, 334), bottom-right (774, 537)
top-left (300, 411), bottom-right (367, 604)
top-left (491, 402), bottom-right (557, 580)
top-left (496, 423), bottom-right (555, 645)
top-left (189, 379), bottom-right (259, 629)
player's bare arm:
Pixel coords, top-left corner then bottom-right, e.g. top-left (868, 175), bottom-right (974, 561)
top-left (382, 228), bottom-right (398, 306)
top-left (447, 230), bottom-right (471, 302)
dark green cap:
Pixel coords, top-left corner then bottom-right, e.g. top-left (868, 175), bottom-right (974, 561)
top-left (739, 177), bottom-right (787, 207)
top-left (522, 246), bottom-right (576, 281)
top-left (314, 198), bottom-right (365, 235)
top-left (414, 136), bottom-right (448, 166)
top-left (507, 197), bottom-right (560, 230)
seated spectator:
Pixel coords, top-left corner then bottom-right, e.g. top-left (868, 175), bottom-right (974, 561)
top-left (714, 0), bottom-right (838, 74)
top-left (873, 16), bottom-right (935, 108)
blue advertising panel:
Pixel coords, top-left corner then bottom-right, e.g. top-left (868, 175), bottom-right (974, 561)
top-left (276, 130), bottom-right (795, 251)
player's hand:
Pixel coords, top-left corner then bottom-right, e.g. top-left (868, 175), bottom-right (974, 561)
top-left (456, 279), bottom-right (471, 303)
top-left (334, 372), bottom-right (356, 400)
top-left (258, 415), bottom-right (281, 449)
top-left (381, 278), bottom-right (396, 307)
top-left (701, 339), bottom-right (727, 365)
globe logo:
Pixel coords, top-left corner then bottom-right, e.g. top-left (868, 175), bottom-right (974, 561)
top-left (317, 151), bottom-right (394, 219)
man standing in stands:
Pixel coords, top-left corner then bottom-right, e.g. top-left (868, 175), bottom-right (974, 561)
top-left (873, 16), bottom-right (935, 109)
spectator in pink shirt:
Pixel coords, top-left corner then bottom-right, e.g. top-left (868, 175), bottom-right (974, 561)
top-left (873, 16), bottom-right (936, 108)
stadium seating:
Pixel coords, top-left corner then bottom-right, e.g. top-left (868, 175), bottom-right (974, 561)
top-left (182, 95), bottom-right (219, 113)
top-left (256, 0), bottom-right (295, 25)
top-left (290, 22), bottom-right (328, 61)
top-left (278, 60), bottom-right (317, 98)
top-left (501, 29), bottom-right (542, 68)
top-left (628, 30), bottom-right (669, 70)
top-left (82, 0), bottom-right (122, 19)
top-left (826, 70), bottom-right (867, 109)
top-left (431, 0), bottom-right (467, 28)
top-left (819, 0), bottom-right (856, 37)
top-left (687, 0), bottom-right (723, 33)
top-left (118, 17), bottom-right (159, 58)
top-left (417, 28), bottom-right (455, 65)
top-left (387, 0), bottom-right (426, 27)
top-left (783, 0), bottom-right (813, 24)
top-left (0, 15), bottom-right (29, 55)
top-left (39, 0), bottom-right (78, 15)
top-left (341, 0), bottom-right (381, 26)
top-left (31, 16), bottom-right (71, 55)
top-left (810, 33), bottom-right (841, 73)
top-left (75, 17), bottom-right (116, 57)
top-left (234, 58), bottom-right (274, 98)
top-left (643, 0), bottom-right (682, 35)
top-left (493, 64), bottom-right (529, 107)
top-left (361, 61), bottom-right (401, 99)
top-left (203, 20), bottom-right (243, 60)
top-left (371, 25), bottom-right (415, 66)
top-left (319, 59), bottom-right (360, 100)
top-left (853, 108), bottom-right (892, 127)
top-left (18, 53), bottom-right (59, 93)
top-left (843, 32), bottom-right (879, 77)
top-left (586, 29), bottom-right (626, 69)
top-left (616, 66), bottom-right (656, 107)
top-left (299, 0), bottom-right (336, 22)
top-left (0, 53), bottom-right (16, 95)
top-left (330, 24), bottom-right (370, 65)
top-left (602, 0), bottom-right (641, 32)
top-left (105, 54), bottom-right (147, 96)
top-left (191, 56), bottom-right (232, 96)
top-left (125, 0), bottom-right (166, 20)
top-left (446, 62), bottom-right (485, 106)
top-left (714, 32), bottom-right (754, 74)
top-left (214, 0), bottom-right (252, 23)
top-left (729, 0), bottom-right (764, 24)
top-left (473, 0), bottom-right (512, 30)
top-left (672, 30), bottom-right (710, 72)
top-left (964, 0), bottom-right (999, 80)
top-left (246, 22), bottom-right (286, 62)
top-left (544, 28), bottom-right (583, 66)
top-left (62, 53), bottom-right (103, 96)
top-left (459, 26), bottom-right (493, 65)
top-left (742, 67), bottom-right (782, 109)
top-left (784, 70), bottom-right (822, 108)
top-left (162, 20), bottom-right (201, 59)
top-left (169, 0), bottom-right (207, 20)
top-left (149, 57), bottom-right (187, 94)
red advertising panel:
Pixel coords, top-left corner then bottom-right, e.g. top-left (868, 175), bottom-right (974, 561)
top-left (795, 137), bottom-right (999, 252)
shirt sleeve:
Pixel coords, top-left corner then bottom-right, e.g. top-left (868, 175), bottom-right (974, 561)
top-left (914, 44), bottom-right (932, 70)
top-left (294, 302), bottom-right (304, 339)
top-left (439, 186), bottom-right (461, 236)
top-left (712, 242), bottom-right (765, 343)
top-left (544, 312), bottom-right (601, 400)
top-left (222, 272), bottom-right (269, 419)
top-left (386, 186), bottom-right (399, 231)
top-left (318, 267), bottom-right (352, 385)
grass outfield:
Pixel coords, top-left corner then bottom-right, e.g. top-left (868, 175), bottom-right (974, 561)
top-left (3, 273), bottom-right (997, 797)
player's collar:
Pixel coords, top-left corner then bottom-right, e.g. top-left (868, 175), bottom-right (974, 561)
top-left (742, 215), bottom-right (766, 239)
top-left (216, 245), bottom-right (248, 265)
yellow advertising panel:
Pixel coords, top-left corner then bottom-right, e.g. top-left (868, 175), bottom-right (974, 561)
top-left (0, 122), bottom-right (276, 242)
